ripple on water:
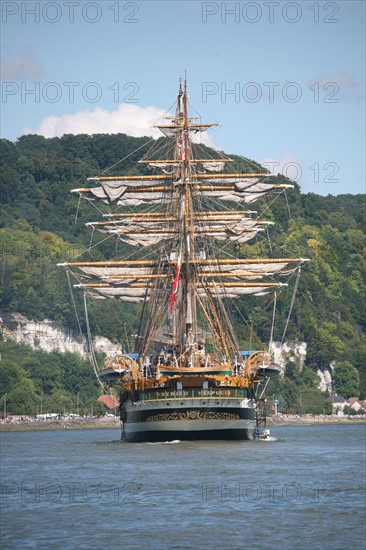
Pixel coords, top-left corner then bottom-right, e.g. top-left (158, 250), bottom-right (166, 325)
top-left (1, 425), bottom-right (365, 549)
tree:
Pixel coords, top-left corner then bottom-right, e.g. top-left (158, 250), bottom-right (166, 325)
top-left (332, 361), bottom-right (360, 398)
top-left (0, 360), bottom-right (28, 393)
top-left (297, 388), bottom-right (332, 415)
top-left (6, 378), bottom-right (38, 415)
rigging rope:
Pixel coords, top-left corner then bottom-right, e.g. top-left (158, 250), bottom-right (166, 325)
top-left (67, 229), bottom-right (122, 262)
top-left (74, 195), bottom-right (81, 224)
top-left (84, 292), bottom-right (105, 389)
top-left (67, 269), bottom-right (86, 348)
top-left (266, 227), bottom-right (273, 256)
top-left (284, 190), bottom-right (292, 220)
top-left (66, 270), bottom-right (105, 390)
top-left (89, 227), bottom-right (95, 250)
top-left (269, 292), bottom-right (277, 350)
top-left (281, 267), bottom-right (301, 345)
top-left (258, 376), bottom-right (271, 401)
top-left (98, 137), bottom-right (155, 176)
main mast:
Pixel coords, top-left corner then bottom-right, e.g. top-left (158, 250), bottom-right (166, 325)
top-left (175, 78), bottom-right (197, 364)
top-left (174, 78), bottom-right (229, 366)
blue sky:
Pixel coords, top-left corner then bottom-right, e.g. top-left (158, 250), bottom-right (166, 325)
top-left (1, 0), bottom-right (365, 195)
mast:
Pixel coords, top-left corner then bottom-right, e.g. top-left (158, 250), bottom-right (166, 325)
top-left (174, 77), bottom-right (196, 363)
top-left (183, 77), bottom-right (196, 364)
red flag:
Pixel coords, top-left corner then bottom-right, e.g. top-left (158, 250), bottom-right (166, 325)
top-left (169, 238), bottom-right (182, 314)
top-left (172, 265), bottom-right (181, 292)
top-left (169, 291), bottom-right (177, 313)
top-left (169, 265), bottom-right (181, 313)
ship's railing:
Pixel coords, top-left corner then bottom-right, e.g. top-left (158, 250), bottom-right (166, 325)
top-left (137, 387), bottom-right (248, 401)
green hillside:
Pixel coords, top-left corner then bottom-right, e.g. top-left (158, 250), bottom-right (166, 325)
top-left (0, 134), bottom-right (365, 415)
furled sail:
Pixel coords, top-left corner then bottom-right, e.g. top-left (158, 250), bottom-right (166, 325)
top-left (153, 122), bottom-right (219, 137)
top-left (64, 257), bottom-right (309, 306)
top-left (73, 180), bottom-right (292, 206)
top-left (75, 281), bottom-right (288, 303)
top-left (204, 162), bottom-right (226, 172)
top-left (85, 215), bottom-right (271, 247)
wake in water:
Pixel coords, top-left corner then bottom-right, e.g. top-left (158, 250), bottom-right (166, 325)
top-left (257, 429), bottom-right (277, 442)
top-left (147, 440), bottom-right (181, 445)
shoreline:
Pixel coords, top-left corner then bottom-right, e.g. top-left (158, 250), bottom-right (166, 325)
top-left (0, 418), bottom-right (121, 432)
top-left (267, 414), bottom-right (366, 426)
top-left (1, 415), bottom-right (365, 432)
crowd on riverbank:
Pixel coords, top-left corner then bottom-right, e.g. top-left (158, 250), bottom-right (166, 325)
top-left (0, 414), bottom-right (120, 431)
top-left (267, 413), bottom-right (366, 425)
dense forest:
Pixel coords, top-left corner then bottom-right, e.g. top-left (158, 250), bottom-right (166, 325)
top-left (0, 133), bottom-right (365, 415)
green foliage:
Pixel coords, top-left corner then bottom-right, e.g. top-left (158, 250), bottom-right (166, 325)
top-left (5, 380), bottom-right (38, 416)
top-left (0, 359), bottom-right (29, 394)
top-left (0, 225), bottom-right (80, 324)
top-left (343, 405), bottom-right (365, 416)
top-left (0, 133), bottom-right (365, 411)
top-left (332, 361), bottom-right (360, 399)
top-left (267, 368), bottom-right (332, 414)
top-left (0, 340), bottom-right (105, 416)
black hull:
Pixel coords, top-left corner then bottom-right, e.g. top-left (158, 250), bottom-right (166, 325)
top-left (123, 428), bottom-right (255, 443)
top-left (121, 393), bottom-right (256, 443)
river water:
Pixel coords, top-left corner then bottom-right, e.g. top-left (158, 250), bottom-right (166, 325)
top-left (1, 424), bottom-right (365, 549)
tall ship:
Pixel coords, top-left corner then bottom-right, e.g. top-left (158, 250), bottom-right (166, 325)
top-left (60, 79), bottom-right (308, 442)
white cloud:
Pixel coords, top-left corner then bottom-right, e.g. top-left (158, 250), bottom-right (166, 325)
top-left (22, 103), bottom-right (215, 147)
top-left (1, 47), bottom-right (45, 80)
top-left (308, 71), bottom-right (364, 101)
top-left (23, 104), bottom-right (167, 138)
top-left (261, 152), bottom-right (303, 183)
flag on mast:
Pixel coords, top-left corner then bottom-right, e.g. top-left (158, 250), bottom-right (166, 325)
top-left (169, 236), bottom-right (183, 313)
